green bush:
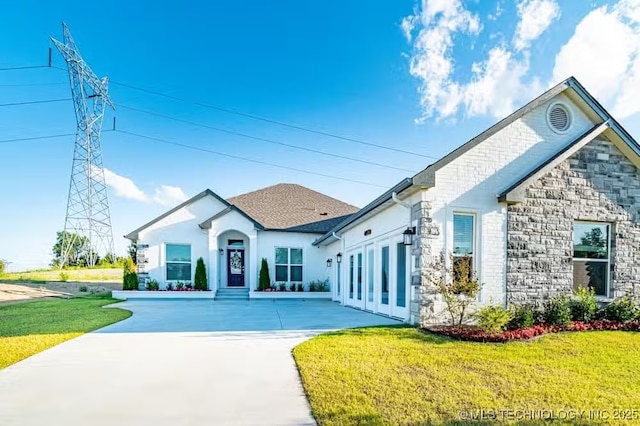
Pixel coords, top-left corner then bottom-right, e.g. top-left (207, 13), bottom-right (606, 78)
top-left (570, 287), bottom-right (598, 322)
top-left (473, 303), bottom-right (512, 333)
top-left (508, 304), bottom-right (538, 330)
top-left (78, 285), bottom-right (88, 292)
top-left (166, 282), bottom-right (174, 291)
top-left (542, 296), bottom-right (572, 326)
top-left (146, 279), bottom-right (159, 291)
top-left (59, 271), bottom-right (70, 282)
top-left (258, 258), bottom-right (271, 291)
top-left (602, 295), bottom-right (637, 322)
top-left (122, 257), bottom-right (138, 290)
top-left (194, 257), bottom-right (208, 290)
top-left (0, 259), bottom-right (6, 275)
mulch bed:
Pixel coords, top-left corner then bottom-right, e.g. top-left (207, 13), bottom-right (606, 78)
top-left (425, 320), bottom-right (640, 342)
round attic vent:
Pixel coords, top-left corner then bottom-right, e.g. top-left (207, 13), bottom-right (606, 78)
top-left (547, 102), bottom-right (571, 133)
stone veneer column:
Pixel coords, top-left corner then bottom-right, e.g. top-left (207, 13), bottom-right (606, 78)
top-left (410, 200), bottom-right (442, 326)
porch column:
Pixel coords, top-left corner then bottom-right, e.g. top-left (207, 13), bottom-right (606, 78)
top-left (208, 231), bottom-right (219, 292)
top-left (248, 233), bottom-right (258, 291)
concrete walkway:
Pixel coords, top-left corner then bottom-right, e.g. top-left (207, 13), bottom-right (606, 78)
top-left (0, 299), bottom-right (400, 426)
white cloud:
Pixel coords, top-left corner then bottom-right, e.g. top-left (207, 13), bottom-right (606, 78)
top-left (513, 0), bottom-right (561, 51)
top-left (152, 185), bottom-right (188, 206)
top-left (404, 0), bottom-right (556, 121)
top-left (101, 168), bottom-right (188, 207)
top-left (552, 0), bottom-right (640, 119)
top-left (103, 168), bottom-right (149, 202)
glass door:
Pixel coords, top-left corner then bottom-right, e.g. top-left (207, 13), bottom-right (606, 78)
top-left (354, 251), bottom-right (364, 309)
top-left (346, 253), bottom-right (356, 306)
top-left (378, 243), bottom-right (391, 316)
top-left (364, 245), bottom-right (375, 311)
top-left (391, 241), bottom-right (409, 319)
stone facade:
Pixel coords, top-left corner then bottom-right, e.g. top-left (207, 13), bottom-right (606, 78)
top-left (410, 200), bottom-right (441, 326)
top-left (506, 137), bottom-right (640, 304)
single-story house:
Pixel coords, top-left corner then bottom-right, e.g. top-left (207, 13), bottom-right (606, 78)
top-left (125, 77), bottom-right (640, 325)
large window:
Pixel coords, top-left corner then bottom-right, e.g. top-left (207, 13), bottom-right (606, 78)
top-left (453, 214), bottom-right (475, 280)
top-left (166, 244), bottom-right (191, 281)
top-left (573, 222), bottom-right (610, 296)
top-left (275, 248), bottom-right (303, 282)
top-left (396, 242), bottom-right (407, 308)
top-left (367, 247), bottom-right (374, 303)
top-left (381, 246), bottom-right (389, 305)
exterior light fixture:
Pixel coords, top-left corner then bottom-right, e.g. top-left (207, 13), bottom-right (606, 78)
top-left (402, 227), bottom-right (416, 246)
top-left (326, 258), bottom-right (332, 268)
top-left (336, 252), bottom-right (343, 264)
top-left (219, 248), bottom-right (224, 255)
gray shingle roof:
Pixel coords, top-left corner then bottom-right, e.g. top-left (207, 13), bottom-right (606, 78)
top-left (227, 183), bottom-right (359, 232)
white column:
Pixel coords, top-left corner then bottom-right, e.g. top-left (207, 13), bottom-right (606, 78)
top-left (208, 231), bottom-right (219, 292)
top-left (248, 232), bottom-right (258, 290)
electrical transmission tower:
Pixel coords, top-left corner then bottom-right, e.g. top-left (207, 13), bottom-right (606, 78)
top-left (51, 22), bottom-right (115, 267)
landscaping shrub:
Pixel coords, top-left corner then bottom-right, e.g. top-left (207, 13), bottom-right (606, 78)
top-left (508, 304), bottom-right (538, 330)
top-left (258, 258), bottom-right (271, 291)
top-left (79, 285), bottom-right (88, 292)
top-left (570, 287), bottom-right (598, 322)
top-left (542, 295), bottom-right (572, 327)
top-left (297, 283), bottom-right (304, 292)
top-left (602, 295), bottom-right (638, 322)
top-left (166, 282), bottom-right (174, 291)
top-left (473, 303), bottom-right (512, 333)
top-left (146, 279), bottom-right (159, 291)
top-left (309, 281), bottom-right (317, 292)
top-left (278, 283), bottom-right (286, 291)
top-left (289, 283), bottom-right (296, 291)
top-left (194, 257), bottom-right (208, 290)
top-left (432, 253), bottom-right (481, 326)
top-left (122, 257), bottom-right (138, 290)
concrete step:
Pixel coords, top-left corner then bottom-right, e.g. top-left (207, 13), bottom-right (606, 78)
top-left (214, 288), bottom-right (249, 301)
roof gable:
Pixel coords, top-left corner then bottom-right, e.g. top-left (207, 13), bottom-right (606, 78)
top-left (124, 189), bottom-right (229, 240)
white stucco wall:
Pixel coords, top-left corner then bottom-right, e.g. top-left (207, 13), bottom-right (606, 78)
top-left (425, 93), bottom-right (598, 306)
top-left (257, 231), bottom-right (330, 290)
top-left (136, 195), bottom-right (227, 289)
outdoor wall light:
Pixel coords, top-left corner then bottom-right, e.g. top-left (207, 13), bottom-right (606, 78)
top-left (326, 258), bottom-right (332, 268)
top-left (336, 252), bottom-right (343, 264)
top-left (219, 248), bottom-right (224, 255)
top-left (403, 227), bottom-right (416, 246)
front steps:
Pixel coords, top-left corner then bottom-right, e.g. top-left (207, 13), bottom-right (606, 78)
top-left (214, 287), bottom-right (250, 301)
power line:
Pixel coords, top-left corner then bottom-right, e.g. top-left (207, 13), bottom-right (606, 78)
top-left (0, 98), bottom-right (71, 107)
top-left (0, 133), bottom-right (76, 144)
top-left (0, 65), bottom-right (50, 71)
top-left (118, 103), bottom-right (416, 173)
top-left (49, 64), bottom-right (438, 160)
top-left (0, 82), bottom-right (66, 87)
top-left (114, 129), bottom-right (389, 189)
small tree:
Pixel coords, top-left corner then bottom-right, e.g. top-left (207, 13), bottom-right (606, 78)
top-left (259, 258), bottom-right (271, 291)
top-left (0, 259), bottom-right (6, 275)
top-left (122, 257), bottom-right (139, 290)
top-left (430, 253), bottom-right (481, 326)
top-left (194, 257), bottom-right (208, 290)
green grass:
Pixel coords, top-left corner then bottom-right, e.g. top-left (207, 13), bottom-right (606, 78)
top-left (0, 267), bottom-right (122, 283)
top-left (293, 326), bottom-right (640, 425)
top-left (0, 294), bottom-right (131, 369)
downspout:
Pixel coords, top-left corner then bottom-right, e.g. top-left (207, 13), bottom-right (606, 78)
top-left (392, 192), bottom-right (412, 225)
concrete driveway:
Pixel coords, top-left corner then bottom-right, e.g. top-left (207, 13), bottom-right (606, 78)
top-left (0, 299), bottom-right (401, 426)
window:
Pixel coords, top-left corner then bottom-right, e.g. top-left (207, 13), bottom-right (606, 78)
top-left (275, 248), bottom-right (303, 282)
top-left (228, 239), bottom-right (244, 246)
top-left (573, 222), bottom-right (610, 296)
top-left (381, 246), bottom-right (389, 305)
top-left (357, 253), bottom-right (363, 300)
top-left (166, 244), bottom-right (191, 281)
top-left (396, 242), bottom-right (407, 308)
top-left (453, 214), bottom-right (475, 281)
top-left (349, 255), bottom-right (354, 298)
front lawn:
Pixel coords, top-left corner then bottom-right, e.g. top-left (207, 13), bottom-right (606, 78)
top-left (0, 294), bottom-right (130, 369)
top-left (293, 326), bottom-right (640, 425)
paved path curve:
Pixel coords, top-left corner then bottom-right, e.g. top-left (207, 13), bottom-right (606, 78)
top-left (0, 299), bottom-right (400, 426)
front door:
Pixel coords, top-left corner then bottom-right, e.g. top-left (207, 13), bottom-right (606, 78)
top-left (227, 249), bottom-right (245, 287)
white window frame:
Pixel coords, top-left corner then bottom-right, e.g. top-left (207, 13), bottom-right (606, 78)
top-left (452, 212), bottom-right (477, 272)
top-left (572, 221), bottom-right (612, 298)
top-left (165, 243), bottom-right (192, 282)
top-left (274, 247), bottom-right (304, 284)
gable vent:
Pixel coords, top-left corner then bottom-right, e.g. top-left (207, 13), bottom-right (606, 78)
top-left (547, 103), bottom-right (571, 133)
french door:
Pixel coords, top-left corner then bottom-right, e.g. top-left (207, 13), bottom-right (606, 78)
top-left (364, 244), bottom-right (375, 311)
top-left (390, 240), bottom-right (409, 319)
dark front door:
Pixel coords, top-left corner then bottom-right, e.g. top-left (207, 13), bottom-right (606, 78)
top-left (227, 249), bottom-right (245, 287)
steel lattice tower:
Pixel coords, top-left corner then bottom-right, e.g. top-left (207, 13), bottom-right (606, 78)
top-left (52, 23), bottom-right (115, 267)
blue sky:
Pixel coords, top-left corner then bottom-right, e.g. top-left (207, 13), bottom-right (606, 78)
top-left (1, 0), bottom-right (639, 271)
